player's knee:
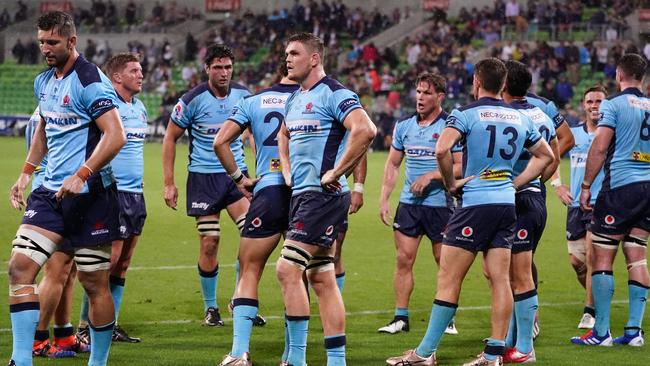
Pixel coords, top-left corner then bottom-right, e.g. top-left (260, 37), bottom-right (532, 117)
top-left (627, 259), bottom-right (648, 272)
top-left (197, 219), bottom-right (220, 238)
top-left (568, 239), bottom-right (587, 264)
top-left (8, 283), bottom-right (39, 298)
top-left (110, 257), bottom-right (131, 276)
top-left (277, 243), bottom-right (312, 281)
top-left (570, 256), bottom-right (588, 276)
top-left (11, 227), bottom-right (58, 269)
top-left (396, 250), bottom-right (416, 269)
top-left (592, 233), bottom-right (619, 250)
top-left (306, 255), bottom-right (335, 276)
top-left (74, 247), bottom-right (111, 273)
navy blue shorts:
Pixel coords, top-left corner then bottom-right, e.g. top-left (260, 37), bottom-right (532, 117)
top-left (22, 185), bottom-right (120, 248)
top-left (186, 172), bottom-right (246, 217)
top-left (591, 182), bottom-right (650, 235)
top-left (117, 191), bottom-right (147, 239)
top-left (443, 204), bottom-right (516, 252)
top-left (393, 203), bottom-right (452, 243)
top-left (566, 206), bottom-right (592, 241)
top-left (286, 191), bottom-right (351, 248)
top-left (512, 192), bottom-right (547, 253)
top-left (241, 185), bottom-right (292, 238)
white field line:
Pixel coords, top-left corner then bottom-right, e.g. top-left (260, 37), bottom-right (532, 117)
top-left (0, 300), bottom-right (629, 332)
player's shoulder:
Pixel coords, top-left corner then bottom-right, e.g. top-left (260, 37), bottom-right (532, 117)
top-left (35, 67), bottom-right (55, 84)
top-left (180, 82), bottom-right (210, 105)
top-left (525, 92), bottom-right (551, 105)
top-left (605, 87), bottom-right (644, 101)
top-left (313, 75), bottom-right (354, 94)
top-left (252, 83), bottom-right (300, 99)
top-left (568, 118), bottom-right (584, 129)
top-left (72, 55), bottom-right (107, 87)
top-left (229, 81), bottom-right (250, 97)
top-left (457, 97), bottom-right (508, 112)
top-left (229, 81), bottom-right (249, 91)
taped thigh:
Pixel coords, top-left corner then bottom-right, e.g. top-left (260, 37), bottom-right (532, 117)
top-left (591, 233), bottom-right (619, 250)
top-left (197, 217), bottom-right (220, 237)
top-left (74, 247), bottom-right (111, 272)
top-left (567, 239), bottom-right (587, 263)
top-left (306, 255), bottom-right (335, 274)
top-left (280, 243), bottom-right (312, 270)
top-left (235, 214), bottom-right (246, 234)
top-left (623, 234), bottom-right (648, 249)
top-left (11, 228), bottom-right (58, 267)
top-left (627, 259), bottom-right (648, 271)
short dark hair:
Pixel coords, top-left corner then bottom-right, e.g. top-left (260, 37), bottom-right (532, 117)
top-left (105, 53), bottom-right (140, 80)
top-left (583, 85), bottom-right (608, 99)
top-left (617, 53), bottom-right (647, 81)
top-left (287, 32), bottom-right (325, 58)
top-left (37, 11), bottom-right (76, 37)
top-left (204, 44), bottom-right (234, 66)
top-left (416, 72), bottom-right (446, 93)
top-left (474, 58), bottom-right (507, 94)
top-left (504, 60), bottom-right (531, 97)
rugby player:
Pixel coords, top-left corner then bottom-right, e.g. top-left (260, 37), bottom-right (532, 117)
top-left (500, 60), bottom-right (560, 363)
top-left (77, 53), bottom-right (149, 344)
top-left (386, 58), bottom-right (553, 366)
top-left (213, 63), bottom-right (298, 365)
top-left (8, 11), bottom-right (125, 366)
top-left (162, 44), bottom-right (251, 327)
top-left (276, 32), bottom-right (376, 366)
top-left (571, 53), bottom-right (650, 347)
top-left (551, 86), bottom-right (608, 330)
top-left (378, 73), bottom-right (461, 335)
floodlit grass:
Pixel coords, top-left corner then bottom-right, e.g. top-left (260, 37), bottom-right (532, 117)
top-left (0, 137), bottom-right (647, 365)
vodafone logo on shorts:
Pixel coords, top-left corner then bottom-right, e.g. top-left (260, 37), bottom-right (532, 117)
top-left (461, 226), bottom-right (473, 237)
top-left (517, 229), bottom-right (528, 240)
top-left (251, 217), bottom-right (262, 228)
top-left (605, 215), bottom-right (615, 225)
top-left (325, 225), bottom-right (334, 236)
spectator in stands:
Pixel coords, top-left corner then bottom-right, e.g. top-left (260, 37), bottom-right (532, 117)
top-left (505, 0), bottom-right (520, 24)
top-left (125, 0), bottom-right (137, 29)
top-left (11, 39), bottom-right (25, 64)
top-left (85, 39), bottom-right (97, 62)
top-left (26, 39), bottom-right (39, 64)
top-left (554, 74), bottom-right (574, 109)
top-left (15, 0), bottom-right (27, 22)
top-left (0, 8), bottom-right (10, 30)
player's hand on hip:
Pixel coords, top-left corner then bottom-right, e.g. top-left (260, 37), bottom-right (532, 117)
top-left (447, 175), bottom-right (474, 197)
top-left (164, 184), bottom-right (178, 210)
top-left (55, 175), bottom-right (84, 202)
top-left (579, 188), bottom-right (592, 212)
top-left (379, 200), bottom-right (392, 226)
top-left (320, 169), bottom-right (341, 193)
top-left (9, 173), bottom-right (31, 210)
top-left (554, 184), bottom-right (573, 206)
top-left (237, 176), bottom-right (259, 201)
top-left (409, 175), bottom-right (431, 197)
top-left (283, 171), bottom-right (292, 188)
top-left (349, 191), bottom-right (364, 214)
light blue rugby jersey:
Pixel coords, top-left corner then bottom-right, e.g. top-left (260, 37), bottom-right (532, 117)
top-left (34, 55), bottom-right (118, 192)
top-left (510, 99), bottom-right (557, 191)
top-left (526, 92), bottom-right (567, 129)
top-left (446, 97), bottom-right (542, 207)
top-left (598, 87), bottom-right (650, 190)
top-left (283, 76), bottom-right (362, 195)
top-left (171, 81), bottom-right (249, 173)
top-left (229, 83), bottom-right (299, 194)
top-left (25, 106), bottom-right (46, 191)
top-left (392, 112), bottom-right (458, 207)
top-left (112, 94), bottom-right (148, 193)
top-left (568, 121), bottom-right (604, 206)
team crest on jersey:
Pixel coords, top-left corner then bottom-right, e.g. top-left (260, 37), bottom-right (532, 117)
top-left (325, 225), bottom-right (334, 236)
top-left (517, 229), bottom-right (528, 240)
top-left (251, 217), bottom-right (262, 228)
top-left (62, 95), bottom-right (71, 107)
top-left (432, 133), bottom-right (440, 140)
top-left (173, 103), bottom-right (183, 120)
top-left (461, 226), bottom-right (473, 237)
top-left (270, 158), bottom-right (282, 172)
top-left (604, 215), bottom-right (615, 225)
top-left (480, 169), bottom-right (509, 180)
top-left (303, 102), bottom-right (316, 114)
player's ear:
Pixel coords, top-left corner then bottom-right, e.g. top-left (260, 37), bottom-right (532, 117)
top-left (311, 52), bottom-right (320, 68)
top-left (67, 35), bottom-right (76, 50)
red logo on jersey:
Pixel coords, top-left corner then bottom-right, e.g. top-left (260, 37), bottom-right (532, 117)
top-left (295, 221), bottom-right (305, 231)
top-left (462, 226), bottom-right (473, 237)
top-left (251, 217), bottom-right (262, 228)
top-left (62, 95), bottom-right (70, 106)
top-left (325, 225), bottom-right (334, 236)
top-left (306, 102), bottom-right (313, 110)
top-left (605, 215), bottom-right (615, 225)
top-left (93, 221), bottom-right (104, 230)
top-left (432, 133), bottom-right (440, 139)
top-left (517, 229), bottom-right (528, 240)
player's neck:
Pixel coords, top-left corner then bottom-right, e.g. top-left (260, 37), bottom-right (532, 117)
top-left (55, 49), bottom-right (79, 79)
top-left (477, 89), bottom-right (501, 100)
top-left (300, 68), bottom-right (326, 91)
top-left (115, 85), bottom-right (134, 103)
top-left (208, 81), bottom-right (229, 98)
top-left (418, 107), bottom-right (442, 125)
top-left (586, 119), bottom-right (597, 132)
top-left (618, 81), bottom-right (641, 92)
top-left (279, 76), bottom-right (298, 85)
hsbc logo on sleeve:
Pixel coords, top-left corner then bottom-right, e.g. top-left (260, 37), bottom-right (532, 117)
top-left (261, 95), bottom-right (288, 109)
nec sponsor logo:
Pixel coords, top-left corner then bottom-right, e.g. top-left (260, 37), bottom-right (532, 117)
top-left (192, 202), bottom-right (210, 210)
top-left (521, 110), bottom-right (546, 122)
top-left (338, 98), bottom-right (359, 114)
top-left (261, 95), bottom-right (288, 108)
top-left (286, 120), bottom-right (321, 134)
top-left (627, 96), bottom-right (650, 111)
top-left (24, 210), bottom-right (37, 219)
top-left (478, 109), bottom-right (521, 123)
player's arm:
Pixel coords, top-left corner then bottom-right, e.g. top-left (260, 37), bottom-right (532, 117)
top-left (540, 137), bottom-right (560, 182)
top-left (550, 160), bottom-right (573, 205)
top-left (213, 120), bottom-right (258, 200)
top-left (277, 121), bottom-right (291, 187)
top-left (349, 153), bottom-right (367, 214)
top-left (321, 108), bottom-right (377, 191)
top-left (410, 151), bottom-right (463, 196)
top-left (435, 128), bottom-right (473, 195)
top-left (10, 117), bottom-right (48, 210)
top-left (513, 139), bottom-right (554, 190)
top-left (379, 147), bottom-right (404, 225)
top-left (162, 120), bottom-right (185, 209)
top-left (579, 126), bottom-right (613, 211)
top-left (242, 127), bottom-right (256, 157)
top-left (556, 122), bottom-right (575, 156)
top-left (56, 108), bottom-right (126, 200)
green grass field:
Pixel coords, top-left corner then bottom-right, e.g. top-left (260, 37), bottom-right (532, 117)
top-left (0, 137), bottom-right (647, 365)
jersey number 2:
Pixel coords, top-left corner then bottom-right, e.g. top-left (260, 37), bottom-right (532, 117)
top-left (263, 111), bottom-right (284, 146)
